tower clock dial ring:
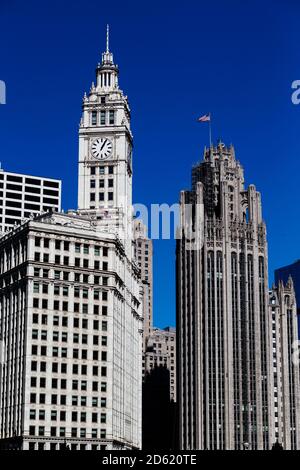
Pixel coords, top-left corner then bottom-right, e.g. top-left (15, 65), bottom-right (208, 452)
top-left (91, 138), bottom-right (113, 160)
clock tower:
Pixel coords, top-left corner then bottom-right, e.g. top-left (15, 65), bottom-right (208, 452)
top-left (77, 26), bottom-right (133, 242)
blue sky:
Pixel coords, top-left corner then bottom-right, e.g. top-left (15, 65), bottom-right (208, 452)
top-left (0, 0), bottom-right (299, 328)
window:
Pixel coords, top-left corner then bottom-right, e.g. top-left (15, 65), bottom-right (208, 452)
top-left (90, 180), bottom-right (96, 189)
top-left (109, 110), bottom-right (115, 125)
top-left (33, 282), bottom-right (39, 293)
top-left (31, 377), bottom-right (37, 387)
top-left (82, 288), bottom-right (88, 299)
top-left (108, 179), bottom-right (113, 188)
top-left (82, 334), bottom-right (88, 345)
top-left (75, 243), bottom-right (81, 253)
top-left (72, 381), bottom-right (78, 391)
top-left (92, 397), bottom-right (98, 407)
top-left (99, 193), bottom-right (104, 201)
top-left (99, 179), bottom-right (104, 188)
top-left (100, 110), bottom-right (106, 125)
top-left (32, 329), bottom-right (38, 340)
top-left (108, 166), bottom-right (114, 175)
top-left (41, 330), bottom-right (47, 340)
top-left (74, 286), bottom-right (80, 297)
top-left (102, 306), bottom-right (108, 316)
top-left (51, 395), bottom-right (57, 405)
top-left (92, 382), bottom-right (98, 391)
top-left (103, 247), bottom-right (108, 257)
top-left (53, 331), bottom-right (59, 342)
top-left (91, 111), bottom-right (97, 126)
top-left (94, 305), bottom-right (99, 315)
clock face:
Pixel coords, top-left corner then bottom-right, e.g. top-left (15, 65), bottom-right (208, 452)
top-left (91, 138), bottom-right (112, 160)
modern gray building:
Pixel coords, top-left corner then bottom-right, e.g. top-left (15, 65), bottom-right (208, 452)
top-left (0, 168), bottom-right (61, 233)
top-left (177, 142), bottom-right (273, 450)
top-left (133, 219), bottom-right (153, 357)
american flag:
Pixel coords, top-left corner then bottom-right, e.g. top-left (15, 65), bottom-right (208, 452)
top-left (197, 113), bottom-right (211, 122)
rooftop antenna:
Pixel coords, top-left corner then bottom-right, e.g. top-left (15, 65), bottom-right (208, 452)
top-left (106, 24), bottom-right (110, 52)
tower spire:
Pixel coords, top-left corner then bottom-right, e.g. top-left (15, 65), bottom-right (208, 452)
top-left (106, 24), bottom-right (110, 53)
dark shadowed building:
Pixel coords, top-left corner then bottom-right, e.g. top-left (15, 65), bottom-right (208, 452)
top-left (142, 365), bottom-right (178, 450)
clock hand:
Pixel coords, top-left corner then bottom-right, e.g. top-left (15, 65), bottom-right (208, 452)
top-left (100, 140), bottom-right (107, 151)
